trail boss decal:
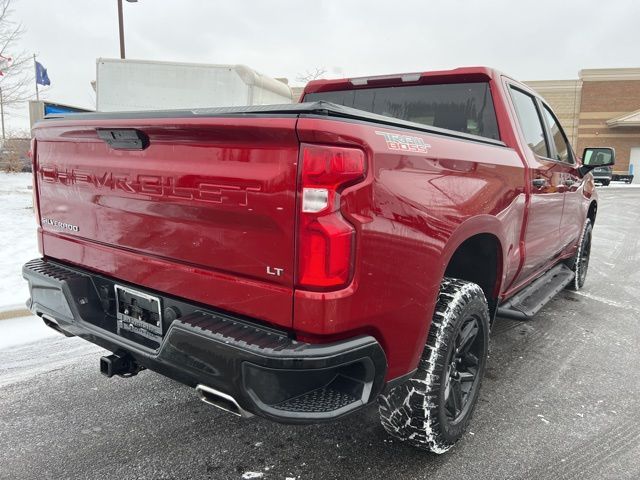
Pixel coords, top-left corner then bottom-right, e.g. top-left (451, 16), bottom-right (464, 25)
top-left (375, 131), bottom-right (431, 153)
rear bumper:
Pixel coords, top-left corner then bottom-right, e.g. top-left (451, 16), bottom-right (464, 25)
top-left (22, 258), bottom-right (387, 423)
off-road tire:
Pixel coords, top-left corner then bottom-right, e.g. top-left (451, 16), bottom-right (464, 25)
top-left (378, 278), bottom-right (490, 453)
top-left (566, 219), bottom-right (592, 291)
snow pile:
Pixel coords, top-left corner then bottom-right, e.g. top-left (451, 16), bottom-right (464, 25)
top-left (0, 315), bottom-right (59, 350)
top-left (601, 181), bottom-right (640, 188)
top-left (0, 172), bottom-right (39, 310)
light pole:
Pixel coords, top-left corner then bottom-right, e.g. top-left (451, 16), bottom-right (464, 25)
top-left (118, 0), bottom-right (138, 59)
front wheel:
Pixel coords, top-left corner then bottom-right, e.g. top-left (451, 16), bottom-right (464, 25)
top-left (566, 219), bottom-right (593, 291)
top-left (378, 278), bottom-right (490, 453)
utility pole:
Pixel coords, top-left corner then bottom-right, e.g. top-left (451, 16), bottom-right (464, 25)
top-left (117, 0), bottom-right (125, 59)
top-left (117, 0), bottom-right (138, 60)
top-left (33, 53), bottom-right (39, 101)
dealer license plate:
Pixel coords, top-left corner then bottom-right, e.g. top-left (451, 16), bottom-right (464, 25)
top-left (115, 285), bottom-right (163, 342)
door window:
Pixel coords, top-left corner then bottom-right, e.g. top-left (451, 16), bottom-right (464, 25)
top-left (541, 105), bottom-right (573, 163)
top-left (509, 87), bottom-right (549, 158)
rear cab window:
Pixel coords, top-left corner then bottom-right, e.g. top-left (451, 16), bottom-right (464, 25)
top-left (304, 82), bottom-right (500, 140)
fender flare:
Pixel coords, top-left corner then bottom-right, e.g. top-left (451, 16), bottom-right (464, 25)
top-left (438, 215), bottom-right (508, 296)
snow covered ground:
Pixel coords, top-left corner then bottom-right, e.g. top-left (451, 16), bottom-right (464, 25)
top-left (0, 315), bottom-right (60, 351)
top-left (0, 172), bottom-right (53, 352)
top-left (0, 172), bottom-right (39, 311)
top-left (600, 181), bottom-right (640, 188)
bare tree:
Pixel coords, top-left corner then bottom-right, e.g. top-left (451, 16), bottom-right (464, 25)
top-left (1, 132), bottom-right (30, 172)
top-left (0, 0), bottom-right (34, 112)
top-left (296, 67), bottom-right (327, 84)
top-left (3, 144), bottom-right (24, 171)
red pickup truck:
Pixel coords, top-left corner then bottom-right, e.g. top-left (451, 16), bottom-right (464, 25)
top-left (23, 67), bottom-right (615, 453)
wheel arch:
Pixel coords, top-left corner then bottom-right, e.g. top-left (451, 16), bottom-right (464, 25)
top-left (440, 217), bottom-right (506, 320)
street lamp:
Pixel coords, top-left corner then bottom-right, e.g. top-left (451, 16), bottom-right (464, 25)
top-left (117, 0), bottom-right (138, 59)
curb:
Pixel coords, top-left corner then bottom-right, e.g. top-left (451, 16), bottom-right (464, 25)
top-left (0, 308), bottom-right (32, 321)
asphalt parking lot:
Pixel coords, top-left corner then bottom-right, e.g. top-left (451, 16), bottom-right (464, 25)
top-left (1, 187), bottom-right (639, 480)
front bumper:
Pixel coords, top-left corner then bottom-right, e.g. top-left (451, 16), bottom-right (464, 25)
top-left (23, 258), bottom-right (387, 423)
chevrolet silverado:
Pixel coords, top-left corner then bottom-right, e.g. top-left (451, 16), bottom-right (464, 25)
top-left (23, 67), bottom-right (615, 453)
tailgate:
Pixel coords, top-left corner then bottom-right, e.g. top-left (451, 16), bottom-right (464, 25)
top-left (33, 116), bottom-right (299, 328)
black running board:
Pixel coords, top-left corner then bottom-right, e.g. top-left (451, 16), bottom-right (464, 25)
top-left (497, 264), bottom-right (574, 320)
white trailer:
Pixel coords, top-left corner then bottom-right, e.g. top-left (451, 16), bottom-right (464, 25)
top-left (96, 58), bottom-right (292, 112)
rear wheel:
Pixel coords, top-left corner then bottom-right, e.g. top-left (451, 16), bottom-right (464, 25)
top-left (602, 180), bottom-right (610, 186)
top-left (378, 278), bottom-right (490, 453)
top-left (566, 219), bottom-right (592, 291)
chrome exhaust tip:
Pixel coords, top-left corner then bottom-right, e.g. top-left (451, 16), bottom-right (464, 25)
top-left (195, 384), bottom-right (253, 418)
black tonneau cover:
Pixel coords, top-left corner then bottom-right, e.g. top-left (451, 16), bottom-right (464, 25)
top-left (40, 101), bottom-right (506, 147)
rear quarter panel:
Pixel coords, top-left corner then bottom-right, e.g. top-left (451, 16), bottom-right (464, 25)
top-left (295, 117), bottom-right (527, 379)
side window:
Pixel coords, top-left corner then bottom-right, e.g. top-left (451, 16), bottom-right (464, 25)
top-left (541, 105), bottom-right (573, 163)
top-left (509, 87), bottom-right (549, 158)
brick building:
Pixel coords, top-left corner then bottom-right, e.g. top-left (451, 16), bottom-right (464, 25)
top-left (527, 68), bottom-right (640, 174)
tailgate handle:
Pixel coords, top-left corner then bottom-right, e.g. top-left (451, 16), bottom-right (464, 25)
top-left (97, 129), bottom-right (149, 150)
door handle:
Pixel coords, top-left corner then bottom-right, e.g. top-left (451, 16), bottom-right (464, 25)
top-left (532, 178), bottom-right (547, 188)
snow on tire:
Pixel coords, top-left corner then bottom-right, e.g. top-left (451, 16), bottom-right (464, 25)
top-left (566, 218), bottom-right (592, 291)
top-left (378, 278), bottom-right (490, 453)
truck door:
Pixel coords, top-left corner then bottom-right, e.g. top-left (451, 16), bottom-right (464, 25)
top-left (508, 86), bottom-right (565, 283)
top-left (539, 102), bottom-right (583, 251)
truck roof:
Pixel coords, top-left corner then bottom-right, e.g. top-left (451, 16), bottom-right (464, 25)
top-left (302, 66), bottom-right (503, 95)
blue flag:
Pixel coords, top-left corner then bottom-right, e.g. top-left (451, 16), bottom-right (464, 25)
top-left (35, 61), bottom-right (50, 86)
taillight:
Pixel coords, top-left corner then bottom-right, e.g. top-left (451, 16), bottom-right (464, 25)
top-left (297, 144), bottom-right (365, 289)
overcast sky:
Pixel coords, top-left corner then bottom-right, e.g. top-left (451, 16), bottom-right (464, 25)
top-left (7, 0), bottom-right (640, 131)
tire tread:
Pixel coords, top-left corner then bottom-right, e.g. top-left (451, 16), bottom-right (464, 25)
top-left (378, 278), bottom-right (489, 453)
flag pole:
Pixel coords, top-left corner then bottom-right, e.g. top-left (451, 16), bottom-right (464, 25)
top-left (33, 53), bottom-right (39, 101)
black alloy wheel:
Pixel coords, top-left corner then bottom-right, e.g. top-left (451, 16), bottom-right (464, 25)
top-left (443, 315), bottom-right (484, 423)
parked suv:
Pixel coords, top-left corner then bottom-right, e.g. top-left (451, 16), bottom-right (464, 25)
top-left (592, 166), bottom-right (613, 186)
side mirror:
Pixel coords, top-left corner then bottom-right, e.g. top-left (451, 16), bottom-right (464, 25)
top-left (579, 147), bottom-right (615, 177)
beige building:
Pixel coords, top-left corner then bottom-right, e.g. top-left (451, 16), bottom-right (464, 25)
top-left (524, 79), bottom-right (582, 147)
top-left (528, 68), bottom-right (640, 174)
